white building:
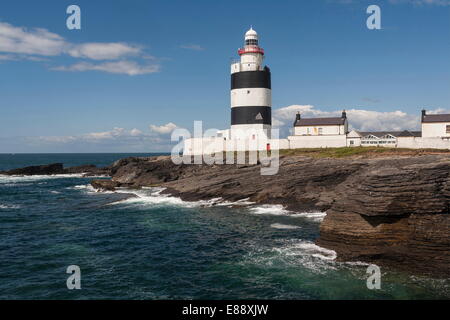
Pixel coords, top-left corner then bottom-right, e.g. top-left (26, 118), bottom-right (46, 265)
top-left (288, 111), bottom-right (348, 148)
top-left (346, 130), bottom-right (421, 147)
top-left (288, 109), bottom-right (450, 150)
top-left (421, 110), bottom-right (450, 138)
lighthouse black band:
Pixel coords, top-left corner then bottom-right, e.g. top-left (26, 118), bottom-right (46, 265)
top-left (231, 106), bottom-right (271, 125)
top-left (231, 70), bottom-right (271, 90)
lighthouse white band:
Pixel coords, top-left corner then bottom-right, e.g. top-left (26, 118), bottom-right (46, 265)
top-left (231, 88), bottom-right (271, 108)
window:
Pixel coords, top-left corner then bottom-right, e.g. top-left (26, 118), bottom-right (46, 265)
top-left (447, 125), bottom-right (450, 134)
top-left (247, 90), bottom-right (250, 94)
top-left (318, 128), bottom-right (323, 135)
top-left (307, 128), bottom-right (310, 135)
top-left (350, 140), bottom-right (354, 145)
top-left (245, 39), bottom-right (258, 46)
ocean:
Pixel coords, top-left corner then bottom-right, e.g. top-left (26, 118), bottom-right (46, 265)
top-left (0, 153), bottom-right (448, 299)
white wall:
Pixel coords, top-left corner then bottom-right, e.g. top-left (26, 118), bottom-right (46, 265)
top-left (231, 62), bottom-right (241, 74)
top-left (397, 137), bottom-right (450, 149)
top-left (294, 124), bottom-right (347, 136)
top-left (183, 137), bottom-right (225, 156)
top-left (288, 135), bottom-right (347, 148)
top-left (422, 122), bottom-right (450, 138)
top-left (183, 137), bottom-right (289, 155)
top-left (270, 138), bottom-right (289, 150)
top-left (231, 88), bottom-right (271, 107)
top-left (240, 53), bottom-right (263, 71)
top-left (347, 138), bottom-right (361, 147)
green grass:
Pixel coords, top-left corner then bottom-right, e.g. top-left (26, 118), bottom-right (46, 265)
top-left (213, 147), bottom-right (450, 161)
top-left (278, 147), bottom-right (450, 159)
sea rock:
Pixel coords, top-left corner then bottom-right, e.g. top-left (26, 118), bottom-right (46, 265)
top-left (0, 163), bottom-right (111, 176)
top-left (63, 164), bottom-right (110, 176)
top-left (0, 163), bottom-right (65, 175)
top-left (89, 153), bottom-right (450, 277)
top-left (91, 179), bottom-right (120, 191)
top-left (317, 156), bottom-right (450, 277)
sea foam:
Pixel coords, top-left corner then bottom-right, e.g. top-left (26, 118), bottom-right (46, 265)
top-left (249, 205), bottom-right (326, 222)
top-left (0, 203), bottom-right (21, 209)
top-left (270, 223), bottom-right (301, 230)
top-left (0, 173), bottom-right (96, 184)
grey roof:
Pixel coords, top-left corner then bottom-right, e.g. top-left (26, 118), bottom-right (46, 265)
top-left (358, 131), bottom-right (402, 138)
top-left (294, 117), bottom-right (346, 126)
top-left (397, 130), bottom-right (422, 137)
top-left (357, 130), bottom-right (422, 138)
top-left (422, 113), bottom-right (450, 123)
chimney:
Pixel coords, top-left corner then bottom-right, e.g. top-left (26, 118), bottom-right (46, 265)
top-left (294, 112), bottom-right (301, 126)
top-left (421, 109), bottom-right (426, 122)
top-left (342, 110), bottom-right (347, 119)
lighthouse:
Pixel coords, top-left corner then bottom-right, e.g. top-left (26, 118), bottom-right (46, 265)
top-left (230, 27), bottom-right (272, 150)
top-left (182, 27), bottom-right (275, 156)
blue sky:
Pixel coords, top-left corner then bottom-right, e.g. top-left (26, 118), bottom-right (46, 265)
top-left (0, 0), bottom-right (449, 152)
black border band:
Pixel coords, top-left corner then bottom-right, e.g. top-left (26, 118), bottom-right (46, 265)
top-left (231, 106), bottom-right (271, 125)
top-left (231, 70), bottom-right (271, 89)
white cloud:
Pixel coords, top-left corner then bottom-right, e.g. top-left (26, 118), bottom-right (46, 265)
top-left (0, 22), bottom-right (66, 56)
top-left (273, 105), bottom-right (426, 134)
top-left (149, 122), bottom-right (178, 134)
top-left (180, 44), bottom-right (204, 51)
top-left (0, 21), bottom-right (161, 75)
top-left (67, 42), bottom-right (142, 60)
top-left (130, 128), bottom-right (143, 136)
top-left (20, 124), bottom-right (181, 152)
top-left (51, 60), bottom-right (160, 75)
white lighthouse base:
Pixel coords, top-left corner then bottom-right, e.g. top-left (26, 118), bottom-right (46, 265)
top-left (182, 126), bottom-right (287, 156)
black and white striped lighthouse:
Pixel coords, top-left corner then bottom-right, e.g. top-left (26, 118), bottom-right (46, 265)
top-left (230, 27), bottom-right (271, 147)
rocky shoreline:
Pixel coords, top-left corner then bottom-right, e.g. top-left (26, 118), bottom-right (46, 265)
top-left (0, 163), bottom-right (110, 176)
top-left (2, 154), bottom-right (449, 277)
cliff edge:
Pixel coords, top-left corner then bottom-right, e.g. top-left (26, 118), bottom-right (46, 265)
top-left (92, 153), bottom-right (449, 277)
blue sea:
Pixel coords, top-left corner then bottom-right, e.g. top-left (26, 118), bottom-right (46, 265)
top-left (0, 153), bottom-right (448, 299)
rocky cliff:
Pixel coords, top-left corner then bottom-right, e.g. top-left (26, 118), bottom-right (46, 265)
top-left (4, 154), bottom-right (448, 276)
top-left (90, 154), bottom-right (450, 277)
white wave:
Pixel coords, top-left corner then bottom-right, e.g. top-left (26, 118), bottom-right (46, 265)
top-left (248, 205), bottom-right (326, 222)
top-left (215, 198), bottom-right (255, 207)
top-left (271, 239), bottom-right (337, 274)
top-left (0, 173), bottom-right (90, 184)
top-left (290, 211), bottom-right (327, 222)
top-left (249, 204), bottom-right (291, 216)
top-left (0, 203), bottom-right (21, 209)
top-left (242, 239), bottom-right (337, 274)
top-left (67, 183), bottom-right (114, 194)
top-left (108, 187), bottom-right (200, 208)
top-left (270, 223), bottom-right (301, 230)
top-left (344, 261), bottom-right (372, 267)
top-left (100, 186), bottom-right (256, 209)
top-left (72, 184), bottom-right (95, 190)
top-left (284, 242), bottom-right (337, 261)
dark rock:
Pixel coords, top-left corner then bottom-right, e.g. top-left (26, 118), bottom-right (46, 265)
top-left (63, 164), bottom-right (111, 176)
top-left (94, 153), bottom-right (450, 277)
top-left (0, 163), bottom-right (64, 175)
top-left (91, 179), bottom-right (120, 191)
top-left (1, 163), bottom-right (111, 176)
